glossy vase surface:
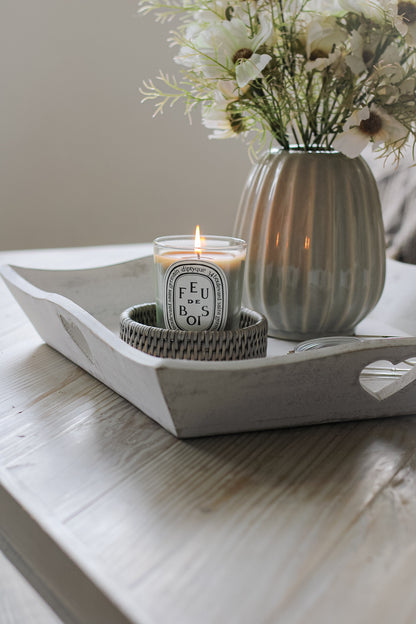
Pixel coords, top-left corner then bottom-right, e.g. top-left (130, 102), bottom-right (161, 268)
top-left (234, 149), bottom-right (386, 340)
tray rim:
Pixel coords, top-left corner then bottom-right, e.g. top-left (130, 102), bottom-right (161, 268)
top-left (2, 257), bottom-right (416, 373)
top-left (2, 254), bottom-right (416, 437)
top-left (0, 261), bottom-right (164, 369)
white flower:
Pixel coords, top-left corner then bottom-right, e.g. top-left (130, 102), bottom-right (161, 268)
top-left (194, 1), bottom-right (229, 23)
top-left (400, 75), bottom-right (416, 92)
top-left (202, 94), bottom-right (244, 138)
top-left (345, 30), bottom-right (380, 74)
top-left (377, 73), bottom-right (416, 104)
top-left (173, 3), bottom-right (241, 70)
top-left (309, 0), bottom-right (343, 10)
top-left (194, 17), bottom-right (273, 88)
top-left (288, 0), bottom-right (343, 12)
top-left (142, 0), bottom-right (416, 160)
top-left (306, 48), bottom-right (344, 71)
top-left (333, 104), bottom-right (408, 157)
top-left (217, 79), bottom-right (241, 100)
top-left (346, 29), bottom-right (401, 75)
top-left (391, 1), bottom-right (416, 45)
top-left (376, 84), bottom-right (400, 103)
top-left (339, 0), bottom-right (390, 20)
top-left (174, 21), bottom-right (214, 70)
top-left (377, 41), bottom-right (402, 66)
top-left (304, 17), bottom-right (347, 71)
top-left (376, 44), bottom-right (406, 83)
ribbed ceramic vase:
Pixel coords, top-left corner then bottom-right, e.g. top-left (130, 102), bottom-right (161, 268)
top-left (234, 149), bottom-right (386, 340)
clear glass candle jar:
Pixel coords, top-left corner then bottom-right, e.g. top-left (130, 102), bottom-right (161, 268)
top-left (153, 234), bottom-right (247, 331)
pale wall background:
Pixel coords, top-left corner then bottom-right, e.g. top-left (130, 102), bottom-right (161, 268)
top-left (0, 0), bottom-right (250, 251)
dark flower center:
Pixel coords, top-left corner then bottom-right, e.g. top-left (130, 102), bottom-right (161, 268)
top-left (229, 112), bottom-right (245, 133)
top-left (398, 1), bottom-right (416, 23)
top-left (309, 48), bottom-right (328, 61)
top-left (232, 48), bottom-right (253, 64)
top-left (362, 48), bottom-right (374, 65)
top-left (359, 112), bottom-right (383, 136)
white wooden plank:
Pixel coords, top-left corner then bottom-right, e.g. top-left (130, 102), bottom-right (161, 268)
top-left (0, 468), bottom-right (150, 624)
top-left (0, 550), bottom-right (62, 624)
top-left (5, 414), bottom-right (416, 624)
top-left (272, 443), bottom-right (416, 624)
top-left (62, 418), bottom-right (416, 623)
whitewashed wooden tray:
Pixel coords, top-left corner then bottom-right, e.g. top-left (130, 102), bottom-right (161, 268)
top-left (1, 255), bottom-right (416, 437)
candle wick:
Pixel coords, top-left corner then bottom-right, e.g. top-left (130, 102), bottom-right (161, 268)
top-left (197, 251), bottom-right (201, 260)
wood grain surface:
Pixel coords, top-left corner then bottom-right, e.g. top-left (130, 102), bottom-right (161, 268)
top-left (0, 550), bottom-right (62, 624)
top-left (1, 245), bottom-right (416, 624)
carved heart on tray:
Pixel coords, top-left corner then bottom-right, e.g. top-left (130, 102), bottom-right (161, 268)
top-left (359, 358), bottom-right (416, 401)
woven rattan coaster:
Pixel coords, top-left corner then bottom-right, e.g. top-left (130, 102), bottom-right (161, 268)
top-left (120, 303), bottom-right (268, 361)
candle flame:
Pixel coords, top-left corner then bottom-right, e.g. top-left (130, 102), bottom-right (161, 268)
top-left (195, 225), bottom-right (202, 258)
top-left (305, 236), bottom-right (311, 250)
top-left (195, 225), bottom-right (201, 249)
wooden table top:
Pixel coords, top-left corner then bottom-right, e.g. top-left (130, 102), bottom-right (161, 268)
top-left (1, 245), bottom-right (416, 624)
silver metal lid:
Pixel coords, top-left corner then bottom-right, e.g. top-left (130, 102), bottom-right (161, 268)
top-left (295, 336), bottom-right (362, 352)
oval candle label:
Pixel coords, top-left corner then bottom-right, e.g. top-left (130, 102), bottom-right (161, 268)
top-left (163, 260), bottom-right (228, 331)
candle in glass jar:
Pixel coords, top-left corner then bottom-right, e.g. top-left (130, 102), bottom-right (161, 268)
top-left (153, 228), bottom-right (247, 331)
